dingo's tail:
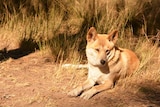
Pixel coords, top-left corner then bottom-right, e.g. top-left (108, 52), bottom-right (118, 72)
top-left (62, 64), bottom-right (88, 69)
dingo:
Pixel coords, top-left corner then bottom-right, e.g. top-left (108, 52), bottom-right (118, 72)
top-left (68, 27), bottom-right (140, 99)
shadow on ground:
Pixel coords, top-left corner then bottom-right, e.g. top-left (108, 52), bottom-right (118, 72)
top-left (139, 86), bottom-right (160, 106)
top-left (0, 38), bottom-right (39, 62)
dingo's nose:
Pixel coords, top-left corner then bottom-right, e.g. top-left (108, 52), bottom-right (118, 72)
top-left (100, 60), bottom-right (106, 65)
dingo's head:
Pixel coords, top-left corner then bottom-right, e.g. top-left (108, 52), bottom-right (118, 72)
top-left (86, 27), bottom-right (118, 66)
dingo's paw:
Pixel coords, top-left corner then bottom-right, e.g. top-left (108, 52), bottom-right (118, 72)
top-left (68, 87), bottom-right (82, 97)
top-left (80, 88), bottom-right (96, 100)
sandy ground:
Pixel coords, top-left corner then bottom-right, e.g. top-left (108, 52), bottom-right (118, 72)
top-left (0, 50), bottom-right (160, 107)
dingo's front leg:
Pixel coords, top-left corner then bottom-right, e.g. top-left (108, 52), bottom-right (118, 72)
top-left (68, 79), bottom-right (95, 97)
top-left (80, 80), bottom-right (113, 99)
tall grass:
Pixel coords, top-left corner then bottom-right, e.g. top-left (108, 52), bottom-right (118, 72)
top-left (0, 0), bottom-right (159, 66)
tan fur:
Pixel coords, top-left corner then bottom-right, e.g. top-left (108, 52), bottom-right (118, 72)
top-left (68, 27), bottom-right (140, 99)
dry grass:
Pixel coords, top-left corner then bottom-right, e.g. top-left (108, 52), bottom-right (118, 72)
top-left (0, 0), bottom-right (158, 58)
top-left (0, 1), bottom-right (159, 65)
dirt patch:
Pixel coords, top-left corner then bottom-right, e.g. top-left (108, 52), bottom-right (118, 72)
top-left (0, 51), bottom-right (160, 107)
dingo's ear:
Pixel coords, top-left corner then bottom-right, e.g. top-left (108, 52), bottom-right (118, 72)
top-left (108, 30), bottom-right (118, 44)
top-left (86, 27), bottom-right (97, 42)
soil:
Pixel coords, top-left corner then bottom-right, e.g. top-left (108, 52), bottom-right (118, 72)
top-left (0, 50), bottom-right (160, 107)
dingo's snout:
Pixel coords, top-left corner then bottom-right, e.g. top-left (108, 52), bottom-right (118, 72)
top-left (100, 59), bottom-right (106, 65)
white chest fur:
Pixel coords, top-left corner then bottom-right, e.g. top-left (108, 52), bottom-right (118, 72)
top-left (87, 64), bottom-right (109, 82)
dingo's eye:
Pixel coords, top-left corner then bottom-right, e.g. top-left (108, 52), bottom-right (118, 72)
top-left (95, 49), bottom-right (99, 52)
top-left (106, 50), bottom-right (110, 55)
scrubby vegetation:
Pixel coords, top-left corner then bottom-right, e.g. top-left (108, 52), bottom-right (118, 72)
top-left (0, 0), bottom-right (159, 70)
